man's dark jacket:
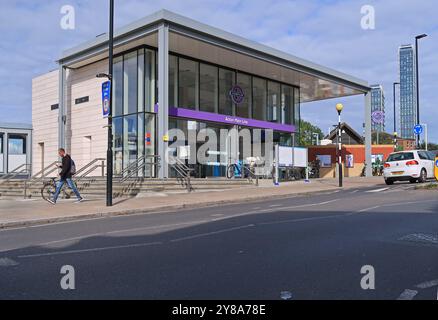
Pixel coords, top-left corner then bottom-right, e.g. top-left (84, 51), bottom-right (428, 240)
top-left (60, 154), bottom-right (72, 180)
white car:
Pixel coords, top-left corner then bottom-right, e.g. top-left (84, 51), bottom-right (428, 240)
top-left (383, 150), bottom-right (435, 185)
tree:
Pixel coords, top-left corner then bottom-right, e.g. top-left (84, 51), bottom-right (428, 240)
top-left (371, 131), bottom-right (394, 145)
top-left (299, 120), bottom-right (324, 146)
top-left (419, 142), bottom-right (438, 151)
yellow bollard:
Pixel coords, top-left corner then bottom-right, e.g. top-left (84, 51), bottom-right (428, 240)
top-left (435, 157), bottom-right (438, 181)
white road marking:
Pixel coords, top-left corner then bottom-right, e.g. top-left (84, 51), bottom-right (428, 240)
top-left (18, 241), bottom-right (162, 259)
top-left (366, 188), bottom-right (389, 193)
top-left (415, 279), bottom-right (438, 289)
top-left (349, 190), bottom-right (359, 194)
top-left (0, 257), bottom-right (19, 267)
top-left (356, 206), bottom-right (381, 213)
top-left (170, 224), bottom-right (255, 242)
top-left (397, 289), bottom-right (418, 300)
top-left (356, 199), bottom-right (438, 213)
top-left (259, 213), bottom-right (345, 226)
top-left (269, 204), bottom-right (282, 207)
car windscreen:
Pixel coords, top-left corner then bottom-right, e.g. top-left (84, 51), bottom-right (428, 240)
top-left (386, 152), bottom-right (414, 162)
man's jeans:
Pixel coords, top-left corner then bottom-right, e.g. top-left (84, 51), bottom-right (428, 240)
top-left (53, 178), bottom-right (82, 202)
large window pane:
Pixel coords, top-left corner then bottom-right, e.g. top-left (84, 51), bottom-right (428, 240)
top-left (145, 113), bottom-right (156, 177)
top-left (281, 85), bottom-right (293, 125)
top-left (178, 58), bottom-right (199, 110)
top-left (236, 73), bottom-right (251, 118)
top-left (200, 63), bottom-right (218, 113)
top-left (169, 55), bottom-right (178, 107)
top-left (124, 51), bottom-right (138, 115)
top-left (219, 68), bottom-right (235, 116)
top-left (252, 77), bottom-right (266, 121)
top-left (267, 81), bottom-right (280, 123)
top-left (123, 115), bottom-right (137, 172)
top-left (137, 113), bottom-right (144, 176)
top-left (113, 117), bottom-right (123, 175)
top-left (113, 56), bottom-right (123, 116)
top-left (138, 49), bottom-right (144, 112)
top-left (145, 49), bottom-right (156, 112)
top-left (8, 135), bottom-right (26, 155)
top-left (294, 87), bottom-right (300, 126)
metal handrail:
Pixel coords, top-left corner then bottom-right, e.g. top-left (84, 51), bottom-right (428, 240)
top-left (23, 158), bottom-right (105, 198)
top-left (31, 161), bottom-right (61, 179)
top-left (0, 163), bottom-right (32, 183)
top-left (74, 158), bottom-right (106, 177)
top-left (169, 156), bottom-right (194, 192)
top-left (118, 155), bottom-right (161, 183)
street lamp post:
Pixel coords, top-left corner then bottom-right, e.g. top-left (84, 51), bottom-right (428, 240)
top-left (336, 103), bottom-right (344, 187)
top-left (393, 82), bottom-right (399, 151)
top-left (415, 34), bottom-right (427, 148)
top-left (106, 0), bottom-right (114, 206)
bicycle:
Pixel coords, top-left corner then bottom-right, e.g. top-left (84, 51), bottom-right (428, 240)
top-left (41, 177), bottom-right (71, 203)
top-left (226, 160), bottom-right (250, 179)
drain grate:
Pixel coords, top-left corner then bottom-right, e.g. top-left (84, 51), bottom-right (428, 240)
top-left (399, 233), bottom-right (438, 245)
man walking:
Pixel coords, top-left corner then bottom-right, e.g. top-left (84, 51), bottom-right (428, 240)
top-left (47, 148), bottom-right (84, 204)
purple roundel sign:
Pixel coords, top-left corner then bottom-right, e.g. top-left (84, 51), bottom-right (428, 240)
top-left (229, 85), bottom-right (245, 104)
top-left (371, 111), bottom-right (385, 124)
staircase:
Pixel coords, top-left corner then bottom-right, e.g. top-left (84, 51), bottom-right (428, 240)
top-left (0, 177), bottom-right (255, 200)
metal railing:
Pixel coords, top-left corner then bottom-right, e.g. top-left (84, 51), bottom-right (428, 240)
top-left (0, 163), bottom-right (32, 183)
top-left (118, 155), bottom-right (161, 183)
top-left (23, 158), bottom-right (106, 198)
top-left (169, 156), bottom-right (194, 192)
top-left (74, 158), bottom-right (106, 184)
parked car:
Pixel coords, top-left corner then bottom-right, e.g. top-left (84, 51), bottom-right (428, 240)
top-left (383, 150), bottom-right (435, 185)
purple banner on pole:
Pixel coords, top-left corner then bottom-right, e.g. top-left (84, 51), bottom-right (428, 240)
top-left (168, 107), bottom-right (295, 133)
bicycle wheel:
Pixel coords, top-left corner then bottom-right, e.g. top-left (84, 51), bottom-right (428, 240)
top-left (41, 182), bottom-right (55, 202)
top-left (226, 165), bottom-right (235, 179)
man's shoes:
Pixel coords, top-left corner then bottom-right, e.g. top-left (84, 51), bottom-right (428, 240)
top-left (47, 199), bottom-right (56, 205)
top-left (75, 197), bottom-right (85, 203)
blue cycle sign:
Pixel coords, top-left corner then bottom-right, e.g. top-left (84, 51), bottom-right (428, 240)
top-left (371, 111), bottom-right (384, 124)
top-left (102, 81), bottom-right (111, 118)
top-left (413, 124), bottom-right (423, 135)
top-left (229, 85), bottom-right (245, 104)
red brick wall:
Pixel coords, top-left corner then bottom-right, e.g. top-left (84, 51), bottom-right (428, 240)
top-left (308, 145), bottom-right (394, 164)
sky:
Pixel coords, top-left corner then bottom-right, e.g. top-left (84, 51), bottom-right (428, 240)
top-left (0, 0), bottom-right (437, 142)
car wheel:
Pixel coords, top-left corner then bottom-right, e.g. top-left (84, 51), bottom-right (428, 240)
top-left (418, 169), bottom-right (427, 183)
top-left (385, 178), bottom-right (394, 185)
top-left (409, 178), bottom-right (417, 183)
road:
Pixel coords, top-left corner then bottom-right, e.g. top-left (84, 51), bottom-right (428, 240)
top-left (0, 182), bottom-right (437, 300)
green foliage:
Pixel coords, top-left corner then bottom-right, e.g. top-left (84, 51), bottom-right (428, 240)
top-left (371, 131), bottom-right (394, 145)
top-left (299, 120), bottom-right (324, 146)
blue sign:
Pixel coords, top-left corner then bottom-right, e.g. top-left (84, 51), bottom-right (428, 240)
top-left (102, 81), bottom-right (111, 118)
top-left (436, 159), bottom-right (438, 168)
top-left (413, 124), bottom-right (423, 135)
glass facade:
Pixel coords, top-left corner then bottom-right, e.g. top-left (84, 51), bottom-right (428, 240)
top-left (112, 48), bottom-right (157, 177)
top-left (112, 47), bottom-right (301, 177)
top-left (169, 53), bottom-right (299, 126)
top-left (399, 45), bottom-right (416, 139)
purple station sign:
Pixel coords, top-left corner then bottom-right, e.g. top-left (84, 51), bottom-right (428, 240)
top-left (168, 107), bottom-right (295, 133)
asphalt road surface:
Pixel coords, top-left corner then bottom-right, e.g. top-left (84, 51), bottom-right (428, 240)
top-left (0, 182), bottom-right (437, 300)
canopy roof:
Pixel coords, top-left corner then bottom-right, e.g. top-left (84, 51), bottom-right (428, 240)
top-left (58, 9), bottom-right (370, 103)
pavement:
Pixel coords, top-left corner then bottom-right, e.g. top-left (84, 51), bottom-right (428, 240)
top-left (0, 177), bottom-right (385, 229)
top-left (0, 180), bottom-right (437, 299)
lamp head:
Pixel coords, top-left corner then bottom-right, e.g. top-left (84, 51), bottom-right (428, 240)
top-left (336, 103), bottom-right (344, 113)
top-left (415, 34), bottom-right (427, 40)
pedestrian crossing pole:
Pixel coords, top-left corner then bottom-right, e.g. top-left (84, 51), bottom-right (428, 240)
top-left (336, 104), bottom-right (344, 187)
